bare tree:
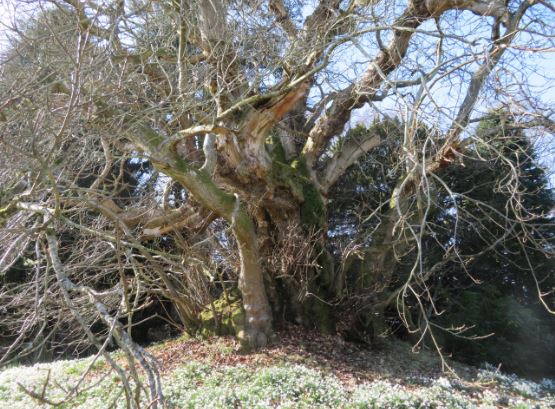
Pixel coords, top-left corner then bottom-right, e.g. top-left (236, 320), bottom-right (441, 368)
top-left (1, 0), bottom-right (554, 401)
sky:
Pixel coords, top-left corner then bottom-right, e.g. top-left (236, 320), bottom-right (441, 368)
top-left (0, 1), bottom-right (16, 48)
top-left (0, 0), bottom-right (553, 182)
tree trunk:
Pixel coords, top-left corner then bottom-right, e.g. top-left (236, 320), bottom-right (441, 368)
top-left (131, 125), bottom-right (273, 347)
top-left (341, 179), bottom-right (417, 342)
top-left (234, 210), bottom-right (273, 346)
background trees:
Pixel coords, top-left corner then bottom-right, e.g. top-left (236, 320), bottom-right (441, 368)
top-left (1, 0), bottom-right (554, 406)
top-left (328, 114), bottom-right (555, 375)
top-left (430, 115), bottom-right (555, 375)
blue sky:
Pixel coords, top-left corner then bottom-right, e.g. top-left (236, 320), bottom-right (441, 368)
top-left (1, 0), bottom-right (553, 183)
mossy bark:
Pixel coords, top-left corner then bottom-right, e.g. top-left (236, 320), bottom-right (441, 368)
top-left (262, 141), bottom-right (337, 332)
top-left (290, 157), bottom-right (326, 230)
top-left (198, 289), bottom-right (246, 339)
top-left (287, 157), bottom-right (335, 331)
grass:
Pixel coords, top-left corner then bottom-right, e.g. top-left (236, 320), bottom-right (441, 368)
top-left (0, 331), bottom-right (553, 408)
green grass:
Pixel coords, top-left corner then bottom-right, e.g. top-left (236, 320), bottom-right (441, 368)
top-left (0, 353), bottom-right (553, 408)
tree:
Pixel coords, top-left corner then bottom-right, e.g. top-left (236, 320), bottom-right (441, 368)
top-left (327, 114), bottom-right (555, 360)
top-left (1, 0), bottom-right (554, 406)
top-left (428, 113), bottom-right (555, 375)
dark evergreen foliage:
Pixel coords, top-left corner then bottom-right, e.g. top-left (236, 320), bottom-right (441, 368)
top-left (328, 116), bottom-right (555, 376)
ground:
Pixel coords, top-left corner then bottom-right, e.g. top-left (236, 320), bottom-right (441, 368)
top-left (0, 326), bottom-right (553, 408)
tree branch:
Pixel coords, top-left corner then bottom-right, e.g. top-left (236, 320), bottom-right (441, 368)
top-left (320, 132), bottom-right (383, 191)
top-left (447, 0), bottom-right (533, 140)
top-left (303, 0), bottom-right (515, 167)
top-left (269, 0), bottom-right (298, 38)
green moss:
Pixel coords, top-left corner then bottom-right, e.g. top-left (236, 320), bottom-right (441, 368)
top-left (266, 132), bottom-right (287, 164)
top-left (300, 181), bottom-right (325, 229)
top-left (301, 296), bottom-right (335, 334)
top-left (264, 140), bottom-right (327, 229)
top-left (198, 289), bottom-right (246, 340)
top-left (291, 158), bottom-right (326, 230)
top-left (265, 140), bottom-right (304, 204)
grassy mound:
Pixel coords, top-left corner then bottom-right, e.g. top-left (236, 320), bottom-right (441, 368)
top-left (1, 330), bottom-right (553, 408)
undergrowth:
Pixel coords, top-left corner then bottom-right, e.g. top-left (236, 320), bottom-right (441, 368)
top-left (0, 354), bottom-right (554, 408)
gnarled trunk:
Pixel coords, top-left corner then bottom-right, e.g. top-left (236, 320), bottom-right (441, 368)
top-left (131, 125), bottom-right (273, 347)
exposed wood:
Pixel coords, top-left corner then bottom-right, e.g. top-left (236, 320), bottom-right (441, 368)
top-left (321, 133), bottom-right (383, 191)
